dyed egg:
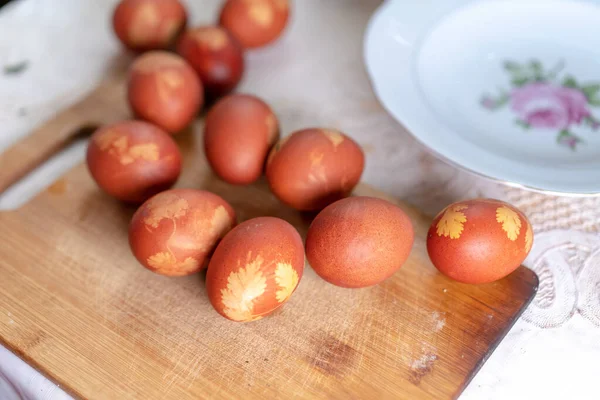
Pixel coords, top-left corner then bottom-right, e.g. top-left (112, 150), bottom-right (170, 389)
top-left (427, 199), bottom-right (534, 284)
top-left (219, 0), bottom-right (290, 49)
top-left (206, 217), bottom-right (304, 322)
top-left (306, 197), bottom-right (414, 288)
top-left (204, 94), bottom-right (279, 184)
top-left (266, 128), bottom-right (364, 211)
top-left (176, 26), bottom-right (244, 100)
top-left (86, 120), bottom-right (181, 203)
top-left (127, 51), bottom-right (203, 134)
top-left (129, 189), bottom-right (236, 276)
top-left (112, 0), bottom-right (187, 52)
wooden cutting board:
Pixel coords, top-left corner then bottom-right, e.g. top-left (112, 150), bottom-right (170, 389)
top-left (0, 78), bottom-right (537, 400)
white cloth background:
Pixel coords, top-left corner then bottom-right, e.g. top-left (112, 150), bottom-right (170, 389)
top-left (0, 0), bottom-right (598, 399)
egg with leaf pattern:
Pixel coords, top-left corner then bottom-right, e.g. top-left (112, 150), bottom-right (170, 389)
top-left (86, 120), bottom-right (182, 203)
top-left (426, 199), bottom-right (534, 284)
top-left (112, 0), bottom-right (187, 52)
top-left (127, 51), bottom-right (203, 134)
top-left (206, 217), bottom-right (304, 322)
top-left (266, 128), bottom-right (364, 211)
top-left (219, 0), bottom-right (290, 49)
top-left (129, 189), bottom-right (236, 276)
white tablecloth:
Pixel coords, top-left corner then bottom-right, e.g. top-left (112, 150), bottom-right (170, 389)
top-left (1, 0), bottom-right (599, 399)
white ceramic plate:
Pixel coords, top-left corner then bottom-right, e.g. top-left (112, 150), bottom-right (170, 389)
top-left (364, 0), bottom-right (600, 195)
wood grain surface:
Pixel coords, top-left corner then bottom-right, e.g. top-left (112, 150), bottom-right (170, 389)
top-left (0, 80), bottom-right (538, 400)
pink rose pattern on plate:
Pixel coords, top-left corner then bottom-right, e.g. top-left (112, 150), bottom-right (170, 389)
top-left (481, 60), bottom-right (600, 150)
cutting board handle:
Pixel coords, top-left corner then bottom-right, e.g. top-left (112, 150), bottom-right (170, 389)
top-left (0, 116), bottom-right (97, 194)
top-left (0, 79), bottom-right (127, 194)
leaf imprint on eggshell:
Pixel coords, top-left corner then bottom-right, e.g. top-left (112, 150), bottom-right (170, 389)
top-left (525, 222), bottom-right (533, 253)
top-left (147, 252), bottom-right (199, 274)
top-left (128, 3), bottom-right (160, 45)
top-left (124, 143), bottom-right (160, 164)
top-left (211, 206), bottom-right (232, 238)
top-left (322, 129), bottom-right (344, 148)
top-left (221, 254), bottom-right (267, 321)
top-left (156, 71), bottom-right (183, 101)
top-left (274, 262), bottom-right (299, 303)
top-left (193, 28), bottom-right (228, 50)
top-left (143, 193), bottom-right (189, 228)
top-left (95, 130), bottom-right (159, 165)
top-left (436, 205), bottom-right (468, 239)
top-left (496, 206), bottom-right (522, 241)
top-left (247, 1), bottom-right (274, 27)
top-left (307, 151), bottom-right (327, 184)
top-left (182, 205), bottom-right (232, 251)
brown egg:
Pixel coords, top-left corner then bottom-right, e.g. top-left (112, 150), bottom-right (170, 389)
top-left (204, 94), bottom-right (279, 184)
top-left (219, 0), bottom-right (289, 49)
top-left (112, 0), bottom-right (187, 52)
top-left (427, 199), bottom-right (533, 284)
top-left (206, 217), bottom-right (304, 322)
top-left (305, 197), bottom-right (414, 288)
top-left (266, 128), bottom-right (365, 211)
top-left (86, 120), bottom-right (182, 203)
top-left (127, 51), bottom-right (203, 134)
top-left (176, 26), bottom-right (244, 100)
top-left (129, 189), bottom-right (236, 276)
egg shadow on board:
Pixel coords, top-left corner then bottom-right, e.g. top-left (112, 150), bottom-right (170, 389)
top-left (173, 124), bottom-right (197, 151)
top-left (198, 267), bottom-right (208, 284)
top-left (77, 189), bottom-right (138, 242)
top-left (194, 173), bottom-right (311, 238)
top-left (299, 210), bottom-right (319, 229)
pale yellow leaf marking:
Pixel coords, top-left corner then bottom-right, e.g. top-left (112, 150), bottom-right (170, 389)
top-left (162, 70), bottom-right (184, 88)
top-left (496, 206), bottom-right (522, 241)
top-left (525, 222), bottom-right (533, 253)
top-left (322, 129), bottom-right (344, 148)
top-left (307, 151), bottom-right (327, 184)
top-left (192, 28), bottom-right (228, 50)
top-left (147, 252), bottom-right (199, 274)
top-left (111, 136), bottom-right (128, 153)
top-left (210, 206), bottom-right (233, 238)
top-left (147, 251), bottom-right (176, 270)
top-left (123, 143), bottom-right (159, 165)
top-left (143, 193), bottom-right (189, 228)
top-left (181, 206), bottom-right (232, 252)
top-left (156, 70), bottom-right (183, 101)
top-left (142, 193), bottom-right (196, 273)
top-left (96, 130), bottom-right (160, 165)
top-left (436, 204), bottom-right (468, 239)
top-left (221, 254), bottom-right (267, 321)
top-left (274, 262), bottom-right (299, 303)
top-left (247, 1), bottom-right (274, 27)
top-left (95, 129), bottom-right (120, 150)
top-left (178, 257), bottom-right (201, 273)
top-left (310, 151), bottom-right (324, 166)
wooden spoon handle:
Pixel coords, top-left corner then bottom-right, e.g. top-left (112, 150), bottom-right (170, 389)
top-left (0, 79), bottom-right (128, 194)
